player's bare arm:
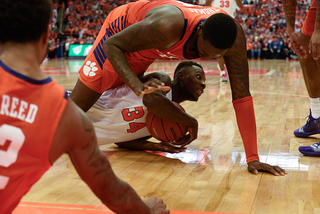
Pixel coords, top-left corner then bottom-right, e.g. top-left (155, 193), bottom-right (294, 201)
top-left (224, 23), bottom-right (250, 101)
top-left (69, 79), bottom-right (102, 112)
top-left (49, 100), bottom-right (169, 213)
top-left (225, 23), bottom-right (286, 176)
top-left (103, 6), bottom-right (185, 97)
top-left (282, 0), bottom-right (296, 32)
top-left (309, 0), bottom-right (320, 59)
top-left (235, 0), bottom-right (243, 9)
top-left (282, 0), bottom-right (307, 58)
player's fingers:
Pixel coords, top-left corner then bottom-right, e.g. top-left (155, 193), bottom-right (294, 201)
top-left (316, 44), bottom-right (320, 60)
top-left (272, 166), bottom-right (286, 175)
top-left (159, 86), bottom-right (171, 91)
top-left (293, 47), bottom-right (305, 58)
top-left (180, 137), bottom-right (193, 147)
top-left (247, 165), bottom-right (258, 175)
top-left (172, 135), bottom-right (190, 145)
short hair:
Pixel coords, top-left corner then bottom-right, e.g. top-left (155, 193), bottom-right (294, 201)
top-left (202, 13), bottom-right (237, 49)
top-left (173, 61), bottom-right (203, 80)
top-left (0, 0), bottom-right (53, 43)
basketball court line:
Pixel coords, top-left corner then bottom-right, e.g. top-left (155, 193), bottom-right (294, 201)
top-left (14, 202), bottom-right (238, 214)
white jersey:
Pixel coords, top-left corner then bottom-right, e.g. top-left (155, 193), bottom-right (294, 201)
top-left (212, 0), bottom-right (236, 18)
top-left (86, 84), bottom-right (172, 144)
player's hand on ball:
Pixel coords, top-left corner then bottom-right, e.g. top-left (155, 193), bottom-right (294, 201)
top-left (247, 160), bottom-right (286, 176)
top-left (138, 79), bottom-right (170, 97)
top-left (143, 196), bottom-right (170, 214)
top-left (173, 125), bottom-right (198, 147)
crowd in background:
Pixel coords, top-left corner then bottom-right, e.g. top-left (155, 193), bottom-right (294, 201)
top-left (48, 0), bottom-right (310, 60)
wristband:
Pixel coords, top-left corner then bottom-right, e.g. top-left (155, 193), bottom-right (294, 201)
top-left (233, 96), bottom-right (259, 163)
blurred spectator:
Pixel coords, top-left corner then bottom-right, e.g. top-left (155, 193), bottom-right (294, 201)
top-left (269, 36), bottom-right (282, 59)
top-left (247, 37), bottom-right (253, 59)
top-left (261, 38), bottom-right (270, 59)
top-left (64, 37), bottom-right (70, 59)
top-left (251, 37), bottom-right (261, 59)
top-left (48, 38), bottom-right (59, 59)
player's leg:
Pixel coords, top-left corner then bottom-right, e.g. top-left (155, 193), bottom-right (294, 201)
top-left (69, 79), bottom-right (102, 112)
top-left (294, 33), bottom-right (320, 138)
top-left (217, 57), bottom-right (228, 83)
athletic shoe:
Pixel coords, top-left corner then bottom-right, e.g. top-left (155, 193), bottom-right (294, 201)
top-left (220, 73), bottom-right (228, 83)
top-left (299, 142), bottom-right (320, 157)
top-left (294, 110), bottom-right (320, 137)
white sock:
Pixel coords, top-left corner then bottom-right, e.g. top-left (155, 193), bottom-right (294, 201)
top-left (220, 70), bottom-right (226, 76)
top-left (310, 97), bottom-right (320, 118)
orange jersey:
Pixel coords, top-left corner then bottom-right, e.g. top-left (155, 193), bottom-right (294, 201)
top-left (79, 0), bottom-right (228, 93)
top-left (302, 0), bottom-right (316, 37)
top-left (0, 60), bottom-right (68, 213)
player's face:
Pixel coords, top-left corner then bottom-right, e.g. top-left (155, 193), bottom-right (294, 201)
top-left (183, 65), bottom-right (206, 101)
top-left (196, 34), bottom-right (229, 60)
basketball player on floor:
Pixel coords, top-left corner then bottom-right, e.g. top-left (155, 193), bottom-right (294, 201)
top-left (0, 1), bottom-right (169, 213)
top-left (86, 61), bottom-right (205, 153)
top-left (69, 0), bottom-right (286, 176)
top-left (283, 0), bottom-right (320, 157)
top-left (206, 0), bottom-right (243, 83)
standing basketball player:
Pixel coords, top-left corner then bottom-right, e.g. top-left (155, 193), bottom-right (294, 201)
top-left (283, 0), bottom-right (320, 157)
top-left (206, 0), bottom-right (243, 83)
top-left (69, 0), bottom-right (286, 176)
top-left (86, 61), bottom-right (205, 153)
top-left (0, 1), bottom-right (169, 213)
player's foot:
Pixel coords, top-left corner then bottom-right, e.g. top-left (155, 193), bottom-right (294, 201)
top-left (299, 142), bottom-right (320, 157)
top-left (294, 110), bottom-right (320, 137)
top-left (220, 73), bottom-right (228, 83)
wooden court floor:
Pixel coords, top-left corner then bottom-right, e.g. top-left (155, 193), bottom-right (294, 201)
top-left (14, 59), bottom-right (320, 214)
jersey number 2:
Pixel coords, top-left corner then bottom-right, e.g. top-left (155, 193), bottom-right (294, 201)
top-left (220, 0), bottom-right (230, 8)
top-left (0, 124), bottom-right (25, 189)
top-left (121, 107), bottom-right (146, 133)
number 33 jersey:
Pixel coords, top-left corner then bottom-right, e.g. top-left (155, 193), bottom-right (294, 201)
top-left (86, 84), bottom-right (172, 144)
top-left (0, 60), bottom-right (68, 213)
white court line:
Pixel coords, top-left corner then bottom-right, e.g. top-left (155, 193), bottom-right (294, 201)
top-left (251, 91), bottom-right (308, 97)
top-left (266, 69), bottom-right (277, 76)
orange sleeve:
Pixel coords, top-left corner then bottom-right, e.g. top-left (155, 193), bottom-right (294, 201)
top-left (232, 96), bottom-right (259, 163)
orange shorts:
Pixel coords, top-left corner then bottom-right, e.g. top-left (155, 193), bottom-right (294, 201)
top-left (302, 0), bottom-right (316, 37)
top-left (78, 3), bottom-right (154, 94)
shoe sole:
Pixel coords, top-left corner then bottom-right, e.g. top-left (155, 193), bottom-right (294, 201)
top-left (299, 147), bottom-right (320, 157)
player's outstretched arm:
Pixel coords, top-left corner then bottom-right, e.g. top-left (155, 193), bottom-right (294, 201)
top-left (49, 99), bottom-right (169, 214)
top-left (103, 6), bottom-right (184, 97)
top-left (225, 23), bottom-right (286, 176)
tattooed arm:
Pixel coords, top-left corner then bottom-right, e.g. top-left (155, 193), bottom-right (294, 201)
top-left (103, 5), bottom-right (185, 97)
top-left (224, 23), bottom-right (286, 176)
top-left (282, 0), bottom-right (296, 33)
top-left (49, 99), bottom-right (169, 214)
top-left (282, 0), bottom-right (307, 58)
top-left (224, 23), bottom-right (250, 101)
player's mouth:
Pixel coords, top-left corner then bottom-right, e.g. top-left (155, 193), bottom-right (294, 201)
top-left (196, 89), bottom-right (203, 97)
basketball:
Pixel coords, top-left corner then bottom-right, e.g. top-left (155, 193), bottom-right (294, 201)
top-left (146, 102), bottom-right (188, 142)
